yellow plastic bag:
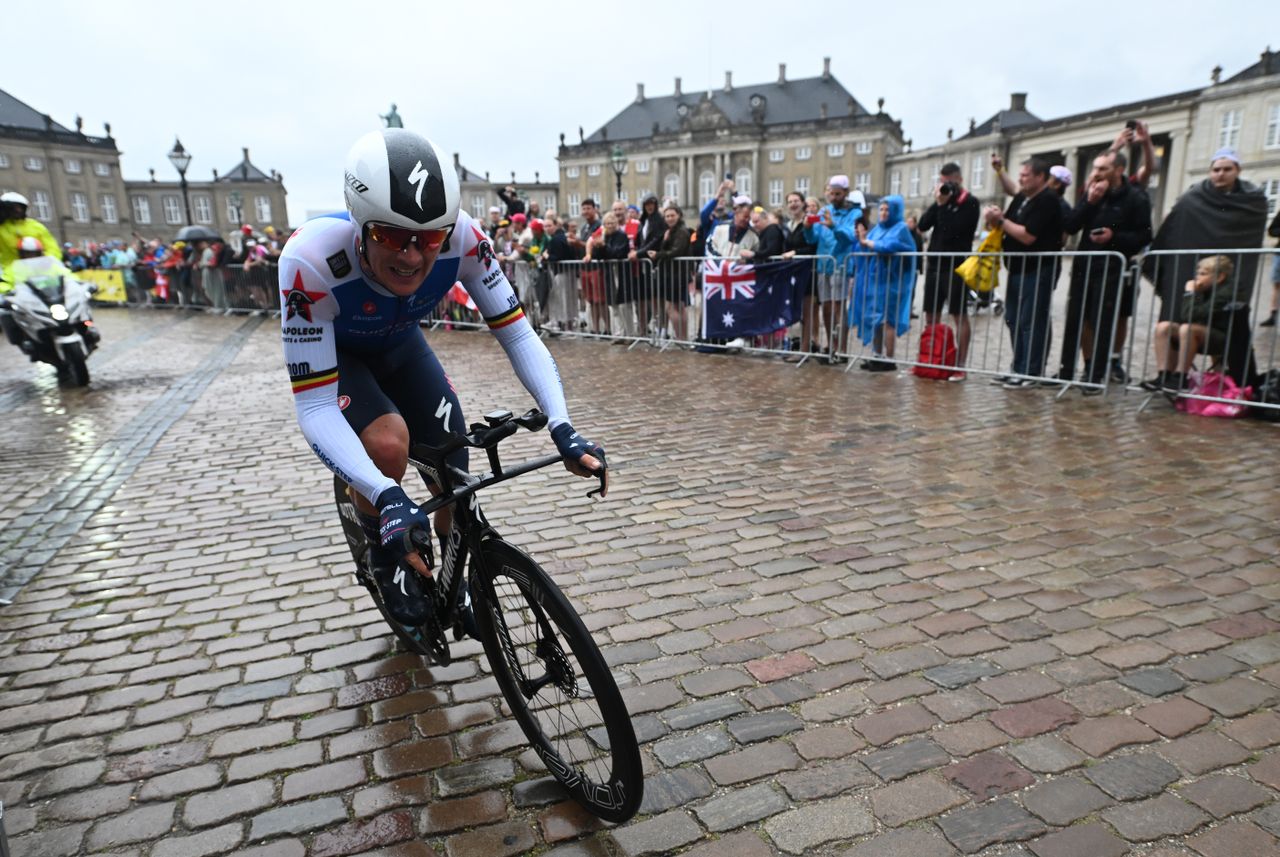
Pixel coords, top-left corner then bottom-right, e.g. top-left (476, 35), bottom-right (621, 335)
top-left (956, 228), bottom-right (1003, 293)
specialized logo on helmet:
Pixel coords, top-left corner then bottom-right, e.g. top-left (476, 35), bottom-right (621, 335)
top-left (387, 141), bottom-right (446, 224)
top-left (281, 270), bottom-right (324, 322)
top-left (407, 161), bottom-right (431, 210)
top-left (344, 171), bottom-right (369, 194)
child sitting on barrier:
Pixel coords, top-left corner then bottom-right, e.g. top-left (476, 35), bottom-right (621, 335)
top-left (1148, 254), bottom-right (1237, 393)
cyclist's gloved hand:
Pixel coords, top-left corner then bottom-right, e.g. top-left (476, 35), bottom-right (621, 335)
top-left (551, 423), bottom-right (606, 471)
top-left (375, 485), bottom-right (431, 558)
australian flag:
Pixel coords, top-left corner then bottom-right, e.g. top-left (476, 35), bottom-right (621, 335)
top-left (701, 258), bottom-right (809, 339)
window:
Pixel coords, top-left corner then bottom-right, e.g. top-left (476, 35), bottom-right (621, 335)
top-left (100, 194), bottom-right (118, 224)
top-left (971, 155), bottom-right (985, 190)
top-left (795, 177), bottom-right (810, 197)
top-left (1218, 109), bottom-right (1242, 149)
top-left (855, 173), bottom-right (871, 193)
top-left (24, 156), bottom-right (43, 171)
top-left (32, 190), bottom-right (51, 221)
top-left (827, 143), bottom-right (845, 157)
top-left (795, 146), bottom-right (812, 161)
top-left (94, 162), bottom-right (111, 177)
top-left (133, 195), bottom-right (151, 224)
top-left (0, 153), bottom-right (10, 168)
top-left (587, 164), bottom-right (601, 177)
top-left (855, 141), bottom-right (873, 155)
top-left (470, 194), bottom-right (485, 218)
top-left (664, 173), bottom-right (679, 201)
top-left (698, 171), bottom-right (715, 206)
top-left (1265, 179), bottom-right (1280, 216)
top-left (735, 168), bottom-right (752, 198)
top-left (543, 194), bottom-right (555, 213)
top-left (635, 159), bottom-right (650, 174)
top-left (566, 166), bottom-right (580, 178)
top-left (163, 196), bottom-right (182, 224)
top-left (769, 149), bottom-right (784, 163)
top-left (889, 171), bottom-right (901, 195)
top-left (768, 179), bottom-right (783, 207)
top-left (65, 158), bottom-right (82, 174)
top-left (909, 167), bottom-right (921, 197)
top-left (193, 195), bottom-right (212, 224)
top-left (568, 193), bottom-right (580, 215)
top-left (255, 195), bottom-right (272, 223)
top-left (70, 192), bottom-right (90, 222)
top-left (1266, 104), bottom-right (1280, 149)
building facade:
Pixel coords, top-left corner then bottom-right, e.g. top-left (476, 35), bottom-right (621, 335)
top-left (454, 154), bottom-right (559, 222)
top-left (557, 59), bottom-right (904, 220)
top-left (888, 49), bottom-right (1280, 223)
top-left (0, 88), bottom-right (290, 247)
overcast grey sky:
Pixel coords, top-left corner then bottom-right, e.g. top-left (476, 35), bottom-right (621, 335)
top-left (13, 1), bottom-right (1275, 224)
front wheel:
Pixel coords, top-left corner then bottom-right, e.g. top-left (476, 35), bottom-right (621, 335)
top-left (471, 538), bottom-right (643, 823)
top-left (63, 340), bottom-right (90, 386)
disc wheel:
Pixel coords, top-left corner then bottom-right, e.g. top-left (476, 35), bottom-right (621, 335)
top-left (472, 538), bottom-right (642, 823)
top-left (331, 476), bottom-right (447, 662)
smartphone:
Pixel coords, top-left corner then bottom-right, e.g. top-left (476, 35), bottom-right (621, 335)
top-left (1125, 120), bottom-right (1137, 131)
top-left (806, 213), bottom-right (820, 226)
top-left (725, 172), bottom-right (733, 180)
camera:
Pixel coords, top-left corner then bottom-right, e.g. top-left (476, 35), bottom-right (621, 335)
top-left (939, 181), bottom-right (959, 197)
top-left (1125, 120), bottom-right (1138, 131)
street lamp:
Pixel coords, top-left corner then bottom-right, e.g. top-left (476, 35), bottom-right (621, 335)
top-left (609, 144), bottom-right (627, 201)
top-left (167, 137), bottom-right (193, 226)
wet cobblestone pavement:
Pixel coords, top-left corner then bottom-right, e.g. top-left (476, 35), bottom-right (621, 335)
top-left (1, 307), bottom-right (1277, 857)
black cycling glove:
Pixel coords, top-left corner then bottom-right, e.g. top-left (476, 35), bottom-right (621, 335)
top-left (375, 485), bottom-right (431, 558)
top-left (550, 423), bottom-right (606, 469)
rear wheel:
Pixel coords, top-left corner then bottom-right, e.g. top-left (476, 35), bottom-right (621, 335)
top-left (63, 340), bottom-right (90, 386)
top-left (472, 538), bottom-right (642, 822)
top-left (331, 476), bottom-right (446, 661)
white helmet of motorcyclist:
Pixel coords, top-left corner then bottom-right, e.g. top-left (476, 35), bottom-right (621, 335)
top-left (18, 236), bottom-right (43, 255)
top-left (1, 191), bottom-right (30, 208)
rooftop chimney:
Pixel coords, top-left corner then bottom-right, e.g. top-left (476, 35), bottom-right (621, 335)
top-left (453, 152), bottom-right (460, 167)
top-left (1010, 93), bottom-right (1027, 112)
top-left (947, 128), bottom-right (954, 141)
top-left (778, 63), bottom-right (786, 84)
top-left (724, 71), bottom-right (732, 92)
top-left (674, 76), bottom-right (682, 96)
top-left (75, 115), bottom-right (83, 133)
top-left (847, 97), bottom-right (856, 116)
top-left (635, 83), bottom-right (645, 103)
top-left (820, 102), bottom-right (828, 120)
top-left (1211, 65), bottom-right (1223, 84)
top-left (149, 168), bottom-right (156, 182)
top-left (243, 147), bottom-right (250, 161)
top-left (212, 168), bottom-right (219, 180)
top-left (969, 117), bottom-right (977, 132)
top-left (822, 57), bottom-right (831, 80)
top-left (877, 97), bottom-right (884, 114)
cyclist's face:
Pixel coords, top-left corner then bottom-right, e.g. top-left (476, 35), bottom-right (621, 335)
top-left (363, 232), bottom-right (441, 295)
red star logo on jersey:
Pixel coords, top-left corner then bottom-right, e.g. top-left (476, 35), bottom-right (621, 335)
top-left (281, 270), bottom-right (325, 322)
top-left (464, 225), bottom-right (496, 269)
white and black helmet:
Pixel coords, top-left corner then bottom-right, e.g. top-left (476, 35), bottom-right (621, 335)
top-left (343, 129), bottom-right (459, 233)
top-left (0, 191), bottom-right (30, 208)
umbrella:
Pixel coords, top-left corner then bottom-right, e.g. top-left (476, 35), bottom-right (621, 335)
top-left (175, 225), bottom-right (221, 242)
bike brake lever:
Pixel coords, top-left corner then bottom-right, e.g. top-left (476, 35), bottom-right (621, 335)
top-left (585, 450), bottom-right (608, 499)
top-left (407, 528), bottom-right (436, 571)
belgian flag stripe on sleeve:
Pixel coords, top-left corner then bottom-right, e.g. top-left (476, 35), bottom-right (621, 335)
top-left (291, 367), bottom-right (338, 394)
top-left (485, 306), bottom-right (525, 330)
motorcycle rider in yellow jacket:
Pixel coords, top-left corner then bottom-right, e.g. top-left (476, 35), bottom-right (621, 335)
top-left (1, 192), bottom-right (63, 292)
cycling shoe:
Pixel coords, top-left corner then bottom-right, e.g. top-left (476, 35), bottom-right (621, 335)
top-left (369, 546), bottom-right (429, 626)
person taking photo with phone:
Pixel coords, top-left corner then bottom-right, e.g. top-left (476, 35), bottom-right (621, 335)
top-left (1059, 150), bottom-right (1152, 389)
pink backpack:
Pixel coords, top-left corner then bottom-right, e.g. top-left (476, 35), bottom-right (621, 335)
top-left (1176, 371), bottom-right (1252, 418)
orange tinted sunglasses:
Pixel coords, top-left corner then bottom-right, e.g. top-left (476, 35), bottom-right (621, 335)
top-left (366, 222), bottom-right (451, 251)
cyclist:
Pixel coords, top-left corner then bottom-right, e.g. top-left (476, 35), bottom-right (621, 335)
top-left (279, 128), bottom-right (607, 628)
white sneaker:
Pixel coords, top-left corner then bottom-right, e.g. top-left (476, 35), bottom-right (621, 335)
top-left (725, 337), bottom-right (747, 351)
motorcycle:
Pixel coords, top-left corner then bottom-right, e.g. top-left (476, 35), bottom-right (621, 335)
top-left (0, 271), bottom-right (100, 386)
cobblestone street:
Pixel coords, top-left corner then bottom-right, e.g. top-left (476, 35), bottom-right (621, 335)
top-left (2, 306), bottom-right (1278, 857)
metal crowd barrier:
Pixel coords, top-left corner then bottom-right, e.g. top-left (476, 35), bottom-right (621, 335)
top-left (92, 246), bottom-right (1280, 419)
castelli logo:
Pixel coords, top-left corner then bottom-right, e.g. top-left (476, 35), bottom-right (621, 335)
top-left (363, 301), bottom-right (377, 314)
top-left (337, 395), bottom-right (351, 410)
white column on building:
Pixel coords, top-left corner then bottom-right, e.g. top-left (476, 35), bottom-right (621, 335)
top-left (1163, 128), bottom-right (1190, 221)
top-left (714, 152), bottom-right (723, 185)
top-left (679, 156), bottom-right (688, 207)
top-left (1063, 147), bottom-right (1079, 184)
top-left (751, 149), bottom-right (759, 200)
